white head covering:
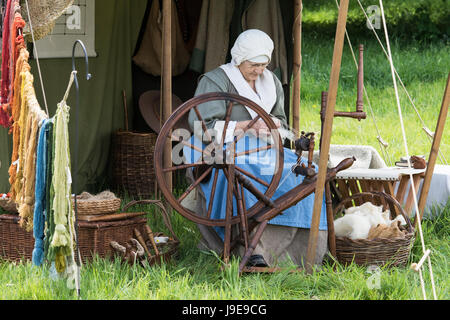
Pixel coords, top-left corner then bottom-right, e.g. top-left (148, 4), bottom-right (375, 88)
top-left (230, 29), bottom-right (274, 66)
top-left (219, 29), bottom-right (276, 121)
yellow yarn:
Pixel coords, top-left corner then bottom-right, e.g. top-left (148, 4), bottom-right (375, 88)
top-left (18, 113), bottom-right (39, 231)
top-left (11, 72), bottom-right (28, 201)
top-left (49, 99), bottom-right (73, 261)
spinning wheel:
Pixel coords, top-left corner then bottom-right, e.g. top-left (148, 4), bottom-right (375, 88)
top-left (154, 92), bottom-right (356, 271)
top-left (154, 92), bottom-right (284, 228)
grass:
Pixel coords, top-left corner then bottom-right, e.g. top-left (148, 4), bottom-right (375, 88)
top-left (0, 36), bottom-right (449, 300)
top-left (1, 201), bottom-right (449, 300)
top-left (294, 36), bottom-right (449, 166)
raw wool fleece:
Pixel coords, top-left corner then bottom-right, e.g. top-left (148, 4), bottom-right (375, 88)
top-left (334, 201), bottom-right (406, 240)
top-left (367, 220), bottom-right (407, 240)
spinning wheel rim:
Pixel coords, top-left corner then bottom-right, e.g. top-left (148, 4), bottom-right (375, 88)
top-left (154, 92), bottom-right (284, 227)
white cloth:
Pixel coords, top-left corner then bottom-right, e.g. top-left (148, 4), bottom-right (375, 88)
top-left (313, 144), bottom-right (387, 170)
top-left (416, 165), bottom-right (450, 217)
top-left (230, 29), bottom-right (274, 65)
top-left (219, 63), bottom-right (276, 119)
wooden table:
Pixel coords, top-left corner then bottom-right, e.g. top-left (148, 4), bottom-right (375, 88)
top-left (334, 167), bottom-right (426, 217)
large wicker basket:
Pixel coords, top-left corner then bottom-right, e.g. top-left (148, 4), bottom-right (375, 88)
top-left (0, 213), bottom-right (147, 264)
top-left (111, 130), bottom-right (157, 198)
top-left (77, 216), bottom-right (147, 264)
top-left (334, 191), bottom-right (415, 267)
top-left (0, 214), bottom-right (34, 262)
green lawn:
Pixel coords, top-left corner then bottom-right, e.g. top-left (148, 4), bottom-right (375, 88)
top-left (0, 36), bottom-right (449, 300)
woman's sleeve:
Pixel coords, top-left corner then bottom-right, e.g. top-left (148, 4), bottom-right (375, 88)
top-left (188, 74), bottom-right (228, 132)
top-left (270, 74), bottom-right (288, 129)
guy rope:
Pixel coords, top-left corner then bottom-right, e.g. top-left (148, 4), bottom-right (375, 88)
top-left (378, 0), bottom-right (438, 300)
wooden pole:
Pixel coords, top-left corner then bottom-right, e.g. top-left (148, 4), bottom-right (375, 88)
top-left (305, 0), bottom-right (349, 274)
top-left (292, 0), bottom-right (302, 138)
top-left (162, 0), bottom-right (172, 193)
top-left (416, 72), bottom-right (450, 224)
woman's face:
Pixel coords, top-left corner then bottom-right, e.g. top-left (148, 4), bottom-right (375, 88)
top-left (238, 60), bottom-right (268, 82)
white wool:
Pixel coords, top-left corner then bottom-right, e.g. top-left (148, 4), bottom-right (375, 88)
top-left (334, 214), bottom-right (372, 240)
top-left (390, 214), bottom-right (407, 226)
top-left (335, 201), bottom-right (406, 240)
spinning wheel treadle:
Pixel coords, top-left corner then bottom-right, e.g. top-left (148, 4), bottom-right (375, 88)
top-left (154, 92), bottom-right (284, 227)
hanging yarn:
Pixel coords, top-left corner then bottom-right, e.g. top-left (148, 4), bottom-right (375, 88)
top-left (32, 119), bottom-right (51, 266)
top-left (8, 48), bottom-right (30, 195)
top-left (1, 0), bottom-right (24, 128)
top-left (18, 113), bottom-right (39, 231)
top-left (43, 120), bottom-right (55, 260)
top-left (14, 69), bottom-right (47, 230)
top-left (11, 71), bottom-right (28, 201)
top-left (0, 0), bottom-right (13, 127)
top-left (49, 98), bottom-right (74, 273)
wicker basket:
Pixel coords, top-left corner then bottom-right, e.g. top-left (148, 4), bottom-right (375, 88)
top-left (111, 130), bottom-right (157, 198)
top-left (77, 216), bottom-right (147, 264)
top-left (0, 214), bottom-right (34, 262)
top-left (0, 198), bottom-right (18, 213)
top-left (334, 192), bottom-right (415, 267)
top-left (0, 213), bottom-right (147, 264)
top-left (72, 192), bottom-right (121, 216)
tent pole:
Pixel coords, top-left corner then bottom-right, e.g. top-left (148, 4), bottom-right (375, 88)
top-left (416, 72), bottom-right (450, 225)
top-left (162, 0), bottom-right (172, 194)
top-left (292, 0), bottom-right (302, 138)
top-left (305, 0), bottom-right (349, 274)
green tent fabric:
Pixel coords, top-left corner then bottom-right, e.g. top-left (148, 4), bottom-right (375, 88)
top-left (0, 0), bottom-right (148, 194)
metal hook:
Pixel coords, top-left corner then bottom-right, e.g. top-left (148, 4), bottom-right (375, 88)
top-left (70, 39), bottom-right (92, 299)
top-left (72, 39), bottom-right (92, 81)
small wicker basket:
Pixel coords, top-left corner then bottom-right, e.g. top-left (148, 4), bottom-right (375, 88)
top-left (334, 191), bottom-right (415, 267)
top-left (72, 191), bottom-right (121, 216)
top-left (0, 198), bottom-right (18, 213)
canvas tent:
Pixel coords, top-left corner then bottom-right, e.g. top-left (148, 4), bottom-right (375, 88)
top-left (0, 0), bottom-right (300, 194)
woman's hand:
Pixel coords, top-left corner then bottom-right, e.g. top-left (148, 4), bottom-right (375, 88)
top-left (234, 118), bottom-right (281, 137)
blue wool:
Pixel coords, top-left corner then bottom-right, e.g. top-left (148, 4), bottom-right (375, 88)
top-left (32, 119), bottom-right (49, 266)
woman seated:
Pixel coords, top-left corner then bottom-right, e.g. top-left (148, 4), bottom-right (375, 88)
top-left (183, 29), bottom-right (328, 268)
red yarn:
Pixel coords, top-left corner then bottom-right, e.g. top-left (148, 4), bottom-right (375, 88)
top-left (0, 0), bottom-right (13, 128)
top-left (1, 1), bottom-right (26, 129)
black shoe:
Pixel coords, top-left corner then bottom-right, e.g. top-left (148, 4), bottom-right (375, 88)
top-left (246, 254), bottom-right (268, 267)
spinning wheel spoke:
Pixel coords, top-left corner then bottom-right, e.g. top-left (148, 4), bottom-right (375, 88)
top-left (171, 136), bottom-right (206, 154)
top-left (177, 166), bottom-right (213, 203)
top-left (193, 106), bottom-right (213, 142)
top-left (235, 144), bottom-right (273, 158)
top-left (235, 166), bottom-right (270, 188)
top-left (235, 179), bottom-right (249, 250)
top-left (220, 101), bottom-right (234, 145)
top-left (163, 161), bottom-right (208, 173)
top-left (206, 169), bottom-right (220, 219)
top-left (232, 115), bottom-right (262, 144)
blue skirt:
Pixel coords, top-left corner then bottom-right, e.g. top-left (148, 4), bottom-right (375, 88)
top-left (183, 134), bottom-right (328, 239)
